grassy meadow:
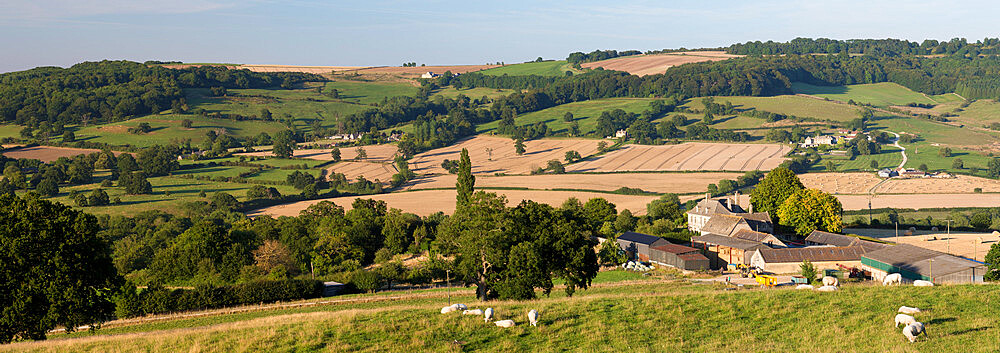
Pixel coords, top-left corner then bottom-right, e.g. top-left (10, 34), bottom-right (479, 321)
top-left (478, 61), bottom-right (581, 76)
top-left (74, 114), bottom-right (289, 147)
top-left (684, 95), bottom-right (864, 122)
top-left (432, 87), bottom-right (514, 100)
top-left (476, 98), bottom-right (657, 135)
top-left (792, 82), bottom-right (939, 107)
top-left (322, 80), bottom-right (420, 105)
top-left (813, 146), bottom-right (904, 172)
top-left (11, 279), bottom-right (1000, 352)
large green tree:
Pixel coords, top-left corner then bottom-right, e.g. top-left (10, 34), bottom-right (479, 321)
top-left (750, 167), bottom-right (804, 222)
top-left (776, 188), bottom-right (844, 236)
top-left (0, 194), bottom-right (122, 343)
top-left (272, 130), bottom-right (296, 158)
top-left (455, 148), bottom-right (475, 208)
top-left (986, 243), bottom-right (1000, 281)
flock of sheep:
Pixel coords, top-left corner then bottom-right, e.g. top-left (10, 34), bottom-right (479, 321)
top-left (896, 306), bottom-right (928, 342)
top-left (621, 261), bottom-right (654, 272)
top-left (440, 303), bottom-right (539, 328)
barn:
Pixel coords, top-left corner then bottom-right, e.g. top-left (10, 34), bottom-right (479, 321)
top-left (616, 231), bottom-right (669, 262)
top-left (649, 243), bottom-right (710, 271)
top-left (690, 234), bottom-right (765, 270)
top-left (861, 244), bottom-right (986, 284)
top-left (732, 229), bottom-right (786, 248)
top-left (749, 246), bottom-right (868, 274)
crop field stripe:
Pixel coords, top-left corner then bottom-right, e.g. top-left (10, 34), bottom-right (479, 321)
top-left (738, 145), bottom-right (772, 170)
top-left (687, 144), bottom-right (728, 170)
top-left (633, 146), bottom-right (673, 170)
top-left (661, 144), bottom-right (702, 171)
top-left (654, 144), bottom-right (694, 170)
top-left (718, 145), bottom-right (750, 170)
top-left (611, 146), bottom-right (660, 171)
top-left (672, 144), bottom-right (714, 170)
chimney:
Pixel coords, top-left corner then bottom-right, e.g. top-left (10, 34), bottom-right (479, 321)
top-left (749, 202), bottom-right (754, 214)
top-left (734, 190), bottom-right (740, 210)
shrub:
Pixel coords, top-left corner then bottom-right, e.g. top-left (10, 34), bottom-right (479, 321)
top-left (800, 260), bottom-right (817, 284)
top-left (118, 279), bottom-right (324, 318)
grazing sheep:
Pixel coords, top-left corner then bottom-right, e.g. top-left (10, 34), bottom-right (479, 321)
top-left (795, 284), bottom-right (815, 290)
top-left (441, 306), bottom-right (459, 314)
top-left (484, 308), bottom-right (494, 323)
top-left (453, 303), bottom-right (468, 310)
top-left (528, 309), bottom-right (539, 327)
top-left (463, 309), bottom-right (483, 316)
top-left (883, 273), bottom-right (902, 286)
top-left (822, 276), bottom-right (839, 287)
top-left (817, 285), bottom-right (838, 292)
top-left (895, 314), bottom-right (916, 327)
top-left (898, 306), bottom-right (921, 314)
top-left (902, 322), bottom-right (926, 342)
top-left (494, 320), bottom-right (516, 328)
top-left (913, 280), bottom-right (934, 287)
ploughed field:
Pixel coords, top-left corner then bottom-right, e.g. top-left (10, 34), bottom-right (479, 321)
top-left (403, 172), bottom-right (741, 194)
top-left (409, 136), bottom-right (603, 175)
top-left (248, 189), bottom-right (658, 217)
top-left (580, 51), bottom-right (741, 76)
top-left (567, 143), bottom-right (790, 173)
top-left (1, 146), bottom-right (111, 163)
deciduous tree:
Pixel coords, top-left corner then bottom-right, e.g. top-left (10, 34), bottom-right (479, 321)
top-left (777, 189), bottom-right (843, 236)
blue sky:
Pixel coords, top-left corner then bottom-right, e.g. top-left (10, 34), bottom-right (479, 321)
top-left (1, 0), bottom-right (998, 73)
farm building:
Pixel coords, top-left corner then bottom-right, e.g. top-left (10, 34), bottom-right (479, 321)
top-left (420, 72), bottom-right (440, 79)
top-left (805, 231), bottom-right (889, 252)
top-left (690, 234), bottom-right (765, 269)
top-left (749, 246), bottom-right (868, 274)
top-left (698, 214), bottom-right (774, 236)
top-left (861, 244), bottom-right (986, 284)
top-left (687, 193), bottom-right (772, 234)
top-left (686, 195), bottom-right (743, 233)
top-left (616, 231), bottom-right (670, 262)
top-left (801, 135), bottom-right (838, 147)
top-left (732, 229), bottom-right (786, 248)
top-left (877, 168), bottom-right (898, 178)
top-left (649, 243), bottom-right (710, 271)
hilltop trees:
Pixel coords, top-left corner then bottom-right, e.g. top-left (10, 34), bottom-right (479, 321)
top-left (750, 167), bottom-right (804, 223)
top-left (0, 194), bottom-right (121, 343)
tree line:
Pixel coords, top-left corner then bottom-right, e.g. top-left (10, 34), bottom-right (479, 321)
top-left (726, 37), bottom-right (1000, 56)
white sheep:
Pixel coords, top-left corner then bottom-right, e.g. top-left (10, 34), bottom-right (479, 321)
top-left (528, 309), bottom-right (539, 327)
top-left (822, 276), bottom-right (839, 287)
top-left (902, 322), bottom-right (926, 342)
top-left (453, 303), bottom-right (468, 310)
top-left (898, 306), bottom-right (921, 314)
top-left (494, 320), bottom-right (516, 328)
top-left (795, 284), bottom-right (815, 290)
top-left (883, 273), bottom-right (902, 286)
top-left (894, 313), bottom-right (916, 327)
top-left (441, 306), bottom-right (459, 314)
top-left (913, 280), bottom-right (934, 287)
top-left (484, 308), bottom-right (494, 323)
top-left (817, 285), bottom-right (838, 292)
top-left (463, 309), bottom-right (483, 316)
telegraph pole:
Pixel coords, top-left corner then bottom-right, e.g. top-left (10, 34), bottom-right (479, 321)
top-left (946, 220), bottom-right (952, 254)
top-left (446, 269), bottom-right (451, 306)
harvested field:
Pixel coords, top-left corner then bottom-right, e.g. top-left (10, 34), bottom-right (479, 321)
top-left (566, 143), bottom-right (791, 173)
top-left (409, 136), bottom-right (603, 175)
top-left (404, 172), bottom-right (741, 194)
top-left (238, 64), bottom-right (367, 74)
top-left (247, 189), bottom-right (658, 217)
top-left (343, 65), bottom-right (499, 76)
top-left (871, 175), bottom-right (1000, 194)
top-left (237, 144), bottom-right (398, 162)
top-left (835, 193), bottom-right (1000, 210)
top-left (326, 162), bottom-right (396, 183)
top-left (799, 173), bottom-right (883, 194)
top-left (581, 51), bottom-right (741, 76)
top-left (845, 228), bottom-right (1000, 262)
top-left (2, 146), bottom-right (104, 162)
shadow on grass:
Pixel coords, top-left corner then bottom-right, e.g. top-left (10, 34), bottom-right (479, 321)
top-left (950, 326), bottom-right (991, 335)
top-left (927, 317), bottom-right (957, 325)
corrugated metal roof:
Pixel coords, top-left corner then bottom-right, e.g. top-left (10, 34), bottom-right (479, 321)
top-left (862, 244), bottom-right (986, 277)
top-left (691, 234), bottom-right (764, 250)
top-left (650, 243), bottom-right (699, 255)
top-left (805, 231), bottom-right (856, 247)
top-left (757, 246), bottom-right (867, 263)
top-left (678, 253), bottom-right (709, 261)
top-left (618, 231), bottom-right (663, 245)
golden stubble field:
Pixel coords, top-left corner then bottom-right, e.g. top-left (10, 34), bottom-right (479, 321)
top-left (404, 172), bottom-right (742, 194)
top-left (409, 136), bottom-right (603, 175)
top-left (566, 142), bottom-right (790, 173)
top-left (580, 51), bottom-right (741, 76)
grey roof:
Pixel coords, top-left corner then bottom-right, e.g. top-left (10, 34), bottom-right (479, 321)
top-left (686, 198), bottom-right (743, 216)
top-left (756, 246), bottom-right (867, 263)
top-left (806, 231), bottom-right (857, 247)
top-left (862, 244), bottom-right (986, 277)
top-left (650, 243), bottom-right (700, 255)
top-left (618, 231), bottom-right (664, 245)
top-left (732, 229), bottom-right (786, 247)
top-left (691, 234), bottom-right (765, 250)
top-left (700, 214), bottom-right (746, 235)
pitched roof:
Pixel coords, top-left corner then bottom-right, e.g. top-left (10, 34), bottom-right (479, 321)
top-left (650, 243), bottom-right (700, 255)
top-left (691, 234), bottom-right (765, 250)
top-left (739, 212), bottom-right (773, 224)
top-left (686, 197), bottom-right (743, 216)
top-left (700, 214), bottom-right (746, 236)
top-left (862, 244), bottom-right (986, 277)
top-left (617, 231), bottom-right (664, 245)
top-left (732, 229), bottom-right (786, 247)
top-left (678, 253), bottom-right (710, 262)
top-left (805, 231), bottom-right (857, 247)
top-left (756, 246), bottom-right (867, 263)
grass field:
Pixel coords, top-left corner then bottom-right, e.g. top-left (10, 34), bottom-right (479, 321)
top-left (812, 146), bottom-right (904, 172)
top-left (477, 60), bottom-right (580, 76)
top-left (684, 95), bottom-right (864, 122)
top-left (15, 279), bottom-right (999, 352)
top-left (322, 80), bottom-right (420, 105)
top-left (185, 85), bottom-right (369, 126)
top-left (432, 87), bottom-right (513, 100)
top-left (871, 115), bottom-right (998, 146)
top-left (952, 99), bottom-right (1000, 123)
top-left (477, 98), bottom-right (657, 135)
top-left (74, 114), bottom-right (290, 147)
top-left (791, 82), bottom-right (938, 107)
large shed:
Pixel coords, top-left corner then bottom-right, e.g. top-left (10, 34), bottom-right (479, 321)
top-left (732, 229), bottom-right (786, 248)
top-left (690, 234), bottom-right (765, 270)
top-left (750, 246), bottom-right (867, 274)
top-left (861, 244), bottom-right (986, 284)
top-left (805, 231), bottom-right (857, 247)
top-left (616, 231), bottom-right (669, 262)
top-left (649, 243), bottom-right (710, 271)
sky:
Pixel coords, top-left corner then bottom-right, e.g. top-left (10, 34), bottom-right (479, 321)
top-left (1, 0), bottom-right (999, 73)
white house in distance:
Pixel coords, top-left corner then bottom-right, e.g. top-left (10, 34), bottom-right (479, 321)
top-left (800, 135), bottom-right (838, 148)
top-left (420, 72), bottom-right (440, 79)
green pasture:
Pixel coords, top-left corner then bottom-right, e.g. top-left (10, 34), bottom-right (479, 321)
top-left (952, 99), bottom-right (1000, 123)
top-left (432, 87), bottom-right (513, 100)
top-left (74, 114), bottom-right (289, 148)
top-left (791, 82), bottom-right (937, 107)
top-left (685, 95), bottom-right (864, 122)
top-left (323, 80), bottom-right (420, 105)
top-left (477, 60), bottom-right (581, 77)
top-left (477, 98), bottom-right (657, 135)
top-left (870, 115), bottom-right (997, 146)
top-left (813, 146), bottom-right (904, 172)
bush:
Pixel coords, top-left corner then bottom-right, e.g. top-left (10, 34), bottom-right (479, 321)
top-left (800, 260), bottom-right (817, 284)
top-left (100, 179), bottom-right (113, 187)
top-left (88, 188), bottom-right (110, 206)
top-left (350, 270), bottom-right (381, 293)
top-left (118, 279), bottom-right (324, 318)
